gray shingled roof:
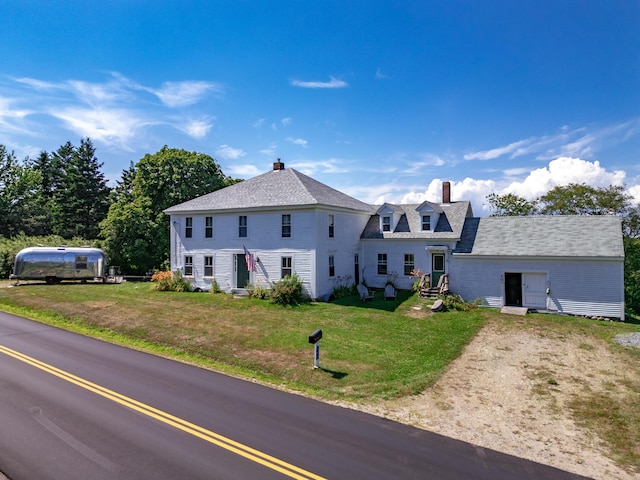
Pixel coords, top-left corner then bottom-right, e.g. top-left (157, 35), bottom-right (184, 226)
top-left (164, 167), bottom-right (375, 213)
top-left (361, 201), bottom-right (473, 239)
top-left (454, 215), bottom-right (624, 257)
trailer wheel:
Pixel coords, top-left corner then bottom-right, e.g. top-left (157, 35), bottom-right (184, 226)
top-left (45, 276), bottom-right (57, 285)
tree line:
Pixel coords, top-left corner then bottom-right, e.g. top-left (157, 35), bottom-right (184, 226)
top-left (1, 141), bottom-right (638, 315)
top-left (0, 140), bottom-right (234, 275)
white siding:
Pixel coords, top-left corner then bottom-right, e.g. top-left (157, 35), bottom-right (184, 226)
top-left (450, 256), bottom-right (624, 319)
top-left (168, 207), bottom-right (371, 299)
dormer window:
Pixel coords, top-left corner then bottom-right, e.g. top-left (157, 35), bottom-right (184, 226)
top-left (422, 215), bottom-right (431, 231)
top-left (382, 216), bottom-right (391, 232)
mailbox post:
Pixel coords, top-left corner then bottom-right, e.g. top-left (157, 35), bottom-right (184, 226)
top-left (308, 329), bottom-right (322, 369)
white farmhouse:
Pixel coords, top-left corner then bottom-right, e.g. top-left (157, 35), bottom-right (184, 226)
top-left (164, 160), bottom-right (625, 319)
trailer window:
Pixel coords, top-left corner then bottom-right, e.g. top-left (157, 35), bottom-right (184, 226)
top-left (75, 256), bottom-right (88, 270)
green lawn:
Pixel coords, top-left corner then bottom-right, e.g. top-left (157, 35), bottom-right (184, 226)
top-left (0, 282), bottom-right (484, 400)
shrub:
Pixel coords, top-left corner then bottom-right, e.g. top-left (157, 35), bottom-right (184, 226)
top-left (332, 275), bottom-right (356, 299)
top-left (441, 294), bottom-right (477, 312)
top-left (247, 281), bottom-right (270, 300)
top-left (151, 270), bottom-right (192, 292)
top-left (270, 273), bottom-right (307, 306)
top-left (210, 278), bottom-right (223, 294)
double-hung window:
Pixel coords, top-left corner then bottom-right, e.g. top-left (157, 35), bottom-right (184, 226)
top-left (239, 216), bottom-right (247, 238)
top-left (404, 254), bottom-right (414, 276)
top-left (205, 216), bottom-right (213, 238)
top-left (382, 216), bottom-right (391, 232)
top-left (422, 215), bottom-right (431, 231)
top-left (281, 257), bottom-right (292, 278)
top-left (282, 214), bottom-right (291, 238)
top-left (329, 255), bottom-right (335, 277)
top-left (184, 256), bottom-right (193, 276)
top-left (328, 214), bottom-right (334, 238)
top-left (204, 256), bottom-right (213, 277)
top-left (185, 217), bottom-right (193, 238)
top-left (377, 253), bottom-right (387, 275)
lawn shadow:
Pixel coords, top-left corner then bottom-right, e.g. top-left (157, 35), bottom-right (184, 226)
top-left (319, 367), bottom-right (348, 379)
top-left (330, 289), bottom-right (413, 312)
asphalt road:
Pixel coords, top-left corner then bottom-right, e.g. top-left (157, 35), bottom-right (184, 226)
top-left (0, 311), bottom-right (589, 480)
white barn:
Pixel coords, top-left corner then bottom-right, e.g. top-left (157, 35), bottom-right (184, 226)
top-left (164, 161), bottom-right (625, 319)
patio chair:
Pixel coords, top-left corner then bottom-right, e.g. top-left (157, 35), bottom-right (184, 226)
top-left (384, 284), bottom-right (397, 300)
top-left (357, 284), bottom-right (374, 301)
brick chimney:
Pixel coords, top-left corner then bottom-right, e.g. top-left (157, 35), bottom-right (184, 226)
top-left (273, 158), bottom-right (285, 171)
top-left (442, 181), bottom-right (451, 204)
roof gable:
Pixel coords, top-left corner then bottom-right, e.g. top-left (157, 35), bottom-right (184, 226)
top-left (165, 167), bottom-right (375, 214)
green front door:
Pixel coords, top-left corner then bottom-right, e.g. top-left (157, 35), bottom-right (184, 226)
top-left (236, 254), bottom-right (249, 288)
top-left (431, 253), bottom-right (445, 286)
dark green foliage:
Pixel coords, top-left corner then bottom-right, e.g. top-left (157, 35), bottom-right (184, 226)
top-left (51, 139), bottom-right (111, 239)
top-left (441, 294), bottom-right (478, 312)
top-left (270, 274), bottom-right (307, 306)
top-left (625, 238), bottom-right (640, 315)
top-left (539, 183), bottom-right (632, 216)
top-left (100, 146), bottom-right (229, 274)
top-left (486, 192), bottom-right (538, 216)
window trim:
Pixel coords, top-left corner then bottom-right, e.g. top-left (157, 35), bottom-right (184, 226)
top-left (382, 215), bottom-right (391, 232)
top-left (404, 253), bottom-right (414, 276)
top-left (204, 255), bottom-right (213, 277)
top-left (238, 215), bottom-right (247, 238)
top-left (281, 214), bottom-right (292, 238)
top-left (184, 255), bottom-right (193, 276)
top-left (421, 215), bottom-right (431, 231)
top-left (329, 255), bottom-right (335, 277)
top-left (377, 253), bottom-right (388, 275)
top-left (328, 214), bottom-right (334, 238)
top-left (205, 216), bottom-right (213, 238)
top-left (185, 217), bottom-right (193, 238)
top-left (281, 256), bottom-right (292, 278)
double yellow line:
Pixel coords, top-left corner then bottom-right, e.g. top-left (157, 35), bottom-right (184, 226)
top-left (0, 344), bottom-right (326, 480)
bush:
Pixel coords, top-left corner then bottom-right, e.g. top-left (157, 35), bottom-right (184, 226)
top-left (270, 273), bottom-right (307, 306)
top-left (210, 278), bottom-right (223, 294)
top-left (247, 280), bottom-right (270, 300)
top-left (332, 275), bottom-right (356, 299)
top-left (151, 270), bottom-right (192, 292)
top-left (441, 294), bottom-right (477, 312)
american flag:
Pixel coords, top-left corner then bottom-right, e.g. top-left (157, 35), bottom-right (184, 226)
top-left (243, 245), bottom-right (257, 272)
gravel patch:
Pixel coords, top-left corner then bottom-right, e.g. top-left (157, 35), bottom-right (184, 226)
top-left (613, 332), bottom-right (640, 348)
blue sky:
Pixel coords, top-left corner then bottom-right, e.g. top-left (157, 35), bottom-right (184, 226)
top-left (1, 1), bottom-right (638, 215)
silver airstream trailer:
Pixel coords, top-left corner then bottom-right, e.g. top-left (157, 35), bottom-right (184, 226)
top-left (10, 246), bottom-right (108, 284)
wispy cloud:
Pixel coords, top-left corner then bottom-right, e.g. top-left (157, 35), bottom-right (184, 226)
top-left (463, 120), bottom-right (640, 163)
top-left (150, 80), bottom-right (222, 107)
top-left (177, 117), bottom-right (214, 139)
top-left (216, 144), bottom-right (246, 160)
top-left (290, 76), bottom-right (348, 89)
top-left (287, 137), bottom-right (308, 148)
top-left (291, 158), bottom-right (348, 175)
top-left (281, 117), bottom-right (292, 126)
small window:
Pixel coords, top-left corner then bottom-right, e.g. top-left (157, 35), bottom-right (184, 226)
top-left (281, 257), bottom-right (292, 278)
top-left (404, 254), bottom-right (414, 276)
top-left (184, 256), bottom-right (193, 276)
top-left (377, 253), bottom-right (387, 275)
top-left (328, 214), bottom-right (334, 238)
top-left (239, 215), bottom-right (247, 238)
top-left (382, 216), bottom-right (391, 232)
top-left (185, 217), bottom-right (193, 238)
top-left (282, 214), bottom-right (291, 238)
top-left (422, 215), bottom-right (431, 231)
top-left (329, 255), bottom-right (335, 277)
top-left (204, 256), bottom-right (213, 277)
top-left (205, 216), bottom-right (213, 238)
top-left (75, 255), bottom-right (87, 270)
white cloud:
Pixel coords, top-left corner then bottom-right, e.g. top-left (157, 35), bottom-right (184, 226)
top-left (281, 117), bottom-right (292, 126)
top-left (464, 139), bottom-right (530, 161)
top-left (225, 164), bottom-right (262, 177)
top-left (259, 144), bottom-right (277, 157)
top-left (290, 76), bottom-right (348, 89)
top-left (287, 137), bottom-right (308, 148)
top-left (50, 107), bottom-right (148, 149)
top-left (629, 185), bottom-right (640, 205)
top-left (291, 158), bottom-right (348, 175)
top-left (178, 117), bottom-right (213, 139)
top-left (151, 80), bottom-right (222, 107)
top-left (216, 144), bottom-right (246, 160)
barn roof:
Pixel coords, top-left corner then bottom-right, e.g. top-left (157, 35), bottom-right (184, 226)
top-left (454, 215), bottom-right (624, 257)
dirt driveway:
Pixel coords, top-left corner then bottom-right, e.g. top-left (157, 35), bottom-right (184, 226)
top-left (339, 319), bottom-right (638, 480)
